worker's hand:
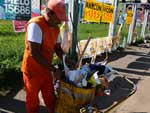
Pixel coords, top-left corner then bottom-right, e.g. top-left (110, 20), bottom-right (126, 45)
top-left (49, 65), bottom-right (57, 72)
top-left (53, 69), bottom-right (63, 80)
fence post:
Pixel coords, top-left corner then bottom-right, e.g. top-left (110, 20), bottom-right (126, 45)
top-left (108, 0), bottom-right (119, 37)
top-left (141, 9), bottom-right (149, 42)
top-left (127, 4), bottom-right (136, 44)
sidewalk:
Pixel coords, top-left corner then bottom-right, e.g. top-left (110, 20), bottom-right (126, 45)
top-left (107, 43), bottom-right (150, 113)
top-left (0, 43), bottom-right (149, 113)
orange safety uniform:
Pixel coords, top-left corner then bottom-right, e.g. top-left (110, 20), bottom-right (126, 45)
top-left (21, 16), bottom-right (59, 113)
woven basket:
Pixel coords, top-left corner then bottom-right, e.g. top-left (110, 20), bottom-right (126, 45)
top-left (55, 80), bottom-right (96, 113)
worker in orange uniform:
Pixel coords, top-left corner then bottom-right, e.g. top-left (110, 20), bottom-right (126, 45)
top-left (21, 0), bottom-right (68, 113)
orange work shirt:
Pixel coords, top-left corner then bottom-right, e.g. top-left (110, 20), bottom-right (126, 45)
top-left (21, 16), bottom-right (60, 76)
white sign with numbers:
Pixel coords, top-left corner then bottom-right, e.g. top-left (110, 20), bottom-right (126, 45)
top-left (0, 0), bottom-right (31, 20)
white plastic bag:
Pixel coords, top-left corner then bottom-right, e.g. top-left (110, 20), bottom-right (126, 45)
top-left (62, 55), bottom-right (90, 87)
top-left (60, 22), bottom-right (70, 53)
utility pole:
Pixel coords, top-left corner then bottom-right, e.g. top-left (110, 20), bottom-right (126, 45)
top-left (70, 0), bottom-right (80, 61)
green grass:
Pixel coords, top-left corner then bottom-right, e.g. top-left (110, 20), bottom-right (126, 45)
top-left (79, 23), bottom-right (109, 40)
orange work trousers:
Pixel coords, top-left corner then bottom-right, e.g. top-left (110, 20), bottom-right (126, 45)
top-left (23, 72), bottom-right (55, 113)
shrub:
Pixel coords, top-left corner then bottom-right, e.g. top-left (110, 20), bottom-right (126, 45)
top-left (0, 34), bottom-right (25, 95)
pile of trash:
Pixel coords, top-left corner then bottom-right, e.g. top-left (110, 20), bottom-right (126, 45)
top-left (54, 55), bottom-right (130, 113)
top-left (54, 55), bottom-right (116, 96)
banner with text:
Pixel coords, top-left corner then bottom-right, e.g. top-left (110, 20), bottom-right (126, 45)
top-left (13, 0), bottom-right (40, 32)
top-left (83, 1), bottom-right (102, 23)
top-left (101, 4), bottom-right (114, 23)
top-left (83, 0), bottom-right (114, 23)
top-left (78, 37), bottom-right (112, 58)
top-left (0, 0), bottom-right (31, 20)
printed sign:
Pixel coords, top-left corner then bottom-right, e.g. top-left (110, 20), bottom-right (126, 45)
top-left (0, 0), bottom-right (31, 20)
top-left (83, 1), bottom-right (102, 23)
top-left (126, 11), bottom-right (133, 24)
top-left (83, 0), bottom-right (114, 23)
top-left (13, 0), bottom-right (40, 32)
top-left (101, 4), bottom-right (114, 23)
top-left (13, 20), bottom-right (27, 32)
top-left (78, 37), bottom-right (112, 58)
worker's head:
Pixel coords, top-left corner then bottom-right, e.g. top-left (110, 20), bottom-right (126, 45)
top-left (45, 0), bottom-right (68, 27)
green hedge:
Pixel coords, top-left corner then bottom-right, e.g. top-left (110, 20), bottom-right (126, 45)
top-left (0, 35), bottom-right (25, 71)
top-left (0, 20), bottom-right (25, 75)
top-left (0, 33), bottom-right (25, 95)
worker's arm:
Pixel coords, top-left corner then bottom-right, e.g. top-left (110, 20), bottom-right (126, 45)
top-left (28, 41), bottom-right (56, 71)
top-left (54, 42), bottom-right (64, 60)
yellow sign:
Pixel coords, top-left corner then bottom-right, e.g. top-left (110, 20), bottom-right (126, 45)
top-left (126, 11), bottom-right (133, 24)
top-left (83, 1), bottom-right (102, 23)
top-left (101, 4), bottom-right (114, 23)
